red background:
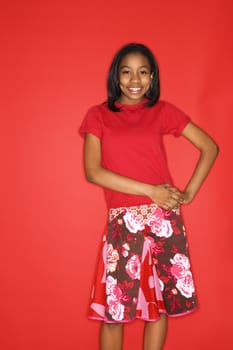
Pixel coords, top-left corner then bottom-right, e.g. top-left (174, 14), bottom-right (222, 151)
top-left (1, 0), bottom-right (232, 349)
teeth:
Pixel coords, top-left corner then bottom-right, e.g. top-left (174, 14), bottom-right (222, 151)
top-left (129, 88), bottom-right (141, 91)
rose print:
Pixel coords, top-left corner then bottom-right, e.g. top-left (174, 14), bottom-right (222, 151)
top-left (147, 236), bottom-right (165, 256)
top-left (125, 254), bottom-right (141, 280)
top-left (107, 244), bottom-right (119, 273)
top-left (123, 211), bottom-right (145, 233)
top-left (106, 275), bottom-right (117, 295)
top-left (121, 242), bottom-right (130, 257)
top-left (147, 207), bottom-right (173, 238)
top-left (110, 284), bottom-right (123, 301)
top-left (106, 277), bottom-right (125, 320)
top-left (170, 262), bottom-right (187, 279)
top-left (176, 271), bottom-right (195, 298)
top-left (170, 253), bottom-right (190, 271)
top-left (106, 276), bottom-right (129, 304)
top-left (107, 296), bottom-right (125, 320)
top-left (170, 254), bottom-right (194, 298)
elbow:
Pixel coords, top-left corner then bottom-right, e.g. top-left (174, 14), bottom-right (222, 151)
top-left (199, 141), bottom-right (219, 162)
top-left (85, 174), bottom-right (96, 183)
top-left (85, 168), bottom-right (99, 183)
top-left (85, 172), bottom-right (95, 183)
top-left (204, 140), bottom-right (219, 158)
top-left (213, 142), bottom-right (220, 157)
top-left (206, 142), bottom-right (219, 159)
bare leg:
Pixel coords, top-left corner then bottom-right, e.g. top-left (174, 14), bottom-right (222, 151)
top-left (100, 323), bottom-right (124, 350)
top-left (143, 314), bottom-right (168, 350)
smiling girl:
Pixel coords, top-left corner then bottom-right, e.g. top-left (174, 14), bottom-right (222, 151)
top-left (79, 43), bottom-right (219, 350)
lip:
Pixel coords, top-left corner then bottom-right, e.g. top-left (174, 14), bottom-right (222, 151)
top-left (128, 87), bottom-right (143, 93)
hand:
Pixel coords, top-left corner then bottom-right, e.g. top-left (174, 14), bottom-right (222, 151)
top-left (149, 184), bottom-right (184, 210)
top-left (181, 190), bottom-right (194, 205)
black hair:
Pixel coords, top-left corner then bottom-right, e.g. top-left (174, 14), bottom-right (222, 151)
top-left (107, 43), bottom-right (160, 111)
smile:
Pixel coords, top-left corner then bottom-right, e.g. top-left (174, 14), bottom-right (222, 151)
top-left (128, 87), bottom-right (142, 92)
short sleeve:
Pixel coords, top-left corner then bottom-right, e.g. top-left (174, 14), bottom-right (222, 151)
top-left (161, 101), bottom-right (191, 137)
top-left (79, 105), bottom-right (103, 138)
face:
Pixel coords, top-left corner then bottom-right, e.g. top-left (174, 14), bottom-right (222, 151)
top-left (118, 52), bottom-right (152, 104)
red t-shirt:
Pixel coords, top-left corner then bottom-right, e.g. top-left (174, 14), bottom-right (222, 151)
top-left (79, 99), bottom-right (191, 209)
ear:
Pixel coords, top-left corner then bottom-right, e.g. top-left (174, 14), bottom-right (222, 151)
top-left (150, 72), bottom-right (154, 79)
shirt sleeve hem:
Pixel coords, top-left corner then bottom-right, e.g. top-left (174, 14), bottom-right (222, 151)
top-left (174, 119), bottom-right (191, 137)
top-left (79, 128), bottom-right (102, 139)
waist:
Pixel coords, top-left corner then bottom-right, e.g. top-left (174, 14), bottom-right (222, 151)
top-left (108, 202), bottom-right (157, 223)
top-left (108, 202), bottom-right (180, 225)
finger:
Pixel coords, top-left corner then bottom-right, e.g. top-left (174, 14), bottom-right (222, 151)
top-left (165, 202), bottom-right (180, 210)
top-left (168, 187), bottom-right (182, 195)
top-left (167, 198), bottom-right (180, 208)
top-left (167, 191), bottom-right (183, 202)
top-left (169, 192), bottom-right (180, 200)
top-left (165, 204), bottom-right (177, 210)
top-left (170, 194), bottom-right (184, 203)
top-left (168, 192), bottom-right (182, 201)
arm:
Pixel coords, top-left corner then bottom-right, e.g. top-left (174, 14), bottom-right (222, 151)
top-left (83, 133), bottom-right (184, 209)
top-left (181, 122), bottom-right (219, 204)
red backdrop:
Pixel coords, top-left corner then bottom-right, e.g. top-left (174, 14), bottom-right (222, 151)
top-left (1, 0), bottom-right (232, 349)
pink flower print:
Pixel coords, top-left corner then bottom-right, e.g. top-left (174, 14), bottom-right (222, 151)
top-left (106, 276), bottom-right (117, 295)
top-left (176, 270), bottom-right (195, 298)
top-left (147, 207), bottom-right (173, 238)
top-left (171, 263), bottom-right (186, 279)
top-left (123, 211), bottom-right (145, 233)
top-left (107, 244), bottom-right (119, 273)
top-left (147, 236), bottom-right (165, 256)
top-left (121, 242), bottom-right (130, 257)
top-left (107, 296), bottom-right (125, 320)
top-left (106, 276), bottom-right (123, 301)
top-left (125, 254), bottom-right (141, 280)
top-left (170, 261), bottom-right (187, 279)
top-left (170, 253), bottom-right (190, 271)
top-left (111, 284), bottom-right (123, 301)
top-left (170, 254), bottom-right (194, 298)
top-left (106, 277), bottom-right (125, 320)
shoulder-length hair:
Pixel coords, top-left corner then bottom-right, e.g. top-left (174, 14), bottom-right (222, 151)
top-left (107, 43), bottom-right (160, 111)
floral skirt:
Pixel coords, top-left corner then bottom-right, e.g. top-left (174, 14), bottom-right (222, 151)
top-left (88, 203), bottom-right (198, 323)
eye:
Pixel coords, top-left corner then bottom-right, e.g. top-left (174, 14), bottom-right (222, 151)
top-left (140, 70), bottom-right (149, 75)
top-left (121, 70), bottom-right (130, 75)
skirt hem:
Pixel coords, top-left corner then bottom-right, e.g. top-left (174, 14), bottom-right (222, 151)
top-left (88, 306), bottom-right (198, 324)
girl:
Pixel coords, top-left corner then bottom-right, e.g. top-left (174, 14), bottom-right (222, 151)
top-left (79, 43), bottom-right (219, 350)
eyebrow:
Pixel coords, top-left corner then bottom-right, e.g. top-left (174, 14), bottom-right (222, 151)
top-left (119, 65), bottom-right (150, 69)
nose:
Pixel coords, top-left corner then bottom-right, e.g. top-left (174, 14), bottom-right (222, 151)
top-left (130, 72), bottom-right (140, 82)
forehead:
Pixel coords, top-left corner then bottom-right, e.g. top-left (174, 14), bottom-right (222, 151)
top-left (119, 52), bottom-right (150, 68)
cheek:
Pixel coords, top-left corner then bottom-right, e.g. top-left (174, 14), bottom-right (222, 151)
top-left (119, 77), bottom-right (129, 86)
top-left (143, 81), bottom-right (152, 93)
top-left (119, 82), bottom-right (124, 91)
top-left (143, 77), bottom-right (151, 86)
